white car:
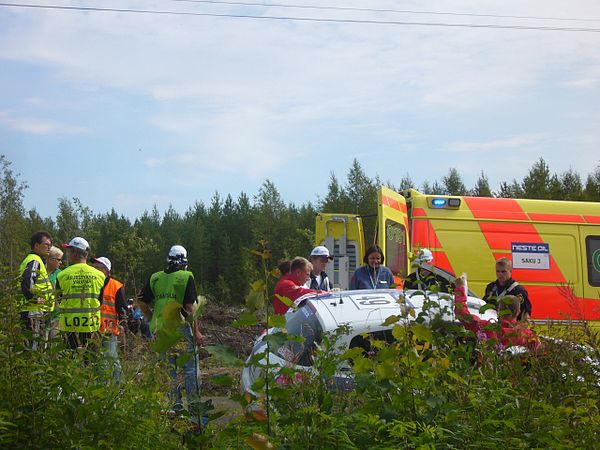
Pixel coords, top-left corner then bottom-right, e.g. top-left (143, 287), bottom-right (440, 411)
top-left (241, 288), bottom-right (496, 395)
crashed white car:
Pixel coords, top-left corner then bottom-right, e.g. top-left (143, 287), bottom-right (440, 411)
top-left (241, 288), bottom-right (496, 395)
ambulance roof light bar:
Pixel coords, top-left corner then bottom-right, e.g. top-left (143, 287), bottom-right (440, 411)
top-left (428, 197), bottom-right (461, 209)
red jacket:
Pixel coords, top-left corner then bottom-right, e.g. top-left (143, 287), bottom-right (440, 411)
top-left (454, 286), bottom-right (541, 351)
top-left (272, 274), bottom-right (317, 315)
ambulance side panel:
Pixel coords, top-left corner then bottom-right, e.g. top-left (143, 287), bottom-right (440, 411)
top-left (408, 190), bottom-right (600, 320)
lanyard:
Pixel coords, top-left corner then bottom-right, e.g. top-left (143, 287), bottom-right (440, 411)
top-left (369, 268), bottom-right (379, 289)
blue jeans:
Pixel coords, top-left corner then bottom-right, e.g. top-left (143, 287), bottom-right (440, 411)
top-left (101, 334), bottom-right (123, 382)
top-left (167, 324), bottom-right (201, 412)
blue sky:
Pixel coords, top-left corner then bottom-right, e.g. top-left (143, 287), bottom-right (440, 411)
top-left (1, 0), bottom-right (599, 220)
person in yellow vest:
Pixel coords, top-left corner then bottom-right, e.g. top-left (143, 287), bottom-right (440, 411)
top-left (138, 244), bottom-right (205, 424)
top-left (56, 237), bottom-right (105, 350)
top-left (92, 256), bottom-right (127, 381)
top-left (18, 231), bottom-right (54, 348)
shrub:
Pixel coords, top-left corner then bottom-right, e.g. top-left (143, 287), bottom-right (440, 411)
top-left (233, 290), bottom-right (600, 449)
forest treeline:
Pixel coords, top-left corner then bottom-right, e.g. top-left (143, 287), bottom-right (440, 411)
top-left (2, 154), bottom-right (600, 304)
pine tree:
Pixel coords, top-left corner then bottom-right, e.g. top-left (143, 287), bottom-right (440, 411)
top-left (584, 166), bottom-right (600, 201)
top-left (0, 155), bottom-right (27, 269)
top-left (398, 173), bottom-right (415, 191)
top-left (471, 171), bottom-right (493, 197)
top-left (557, 168), bottom-right (584, 201)
top-left (344, 159), bottom-right (378, 243)
top-left (55, 197), bottom-right (81, 245)
top-left (421, 180), bottom-right (433, 194)
top-left (442, 168), bottom-right (468, 196)
top-left (430, 181), bottom-right (445, 195)
top-left (521, 158), bottom-right (556, 199)
top-left (320, 173), bottom-right (349, 212)
top-left (345, 159), bottom-right (377, 215)
top-left (496, 180), bottom-right (524, 198)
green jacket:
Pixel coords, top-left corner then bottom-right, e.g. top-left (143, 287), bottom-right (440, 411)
top-left (149, 270), bottom-right (194, 333)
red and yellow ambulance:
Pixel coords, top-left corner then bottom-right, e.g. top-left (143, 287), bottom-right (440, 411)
top-left (316, 186), bottom-right (600, 322)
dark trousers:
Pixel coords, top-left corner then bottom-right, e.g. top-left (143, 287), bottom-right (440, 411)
top-left (64, 331), bottom-right (99, 349)
top-left (20, 311), bottom-right (33, 331)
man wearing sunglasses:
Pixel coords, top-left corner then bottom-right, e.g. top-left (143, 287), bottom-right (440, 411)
top-left (17, 231), bottom-right (54, 347)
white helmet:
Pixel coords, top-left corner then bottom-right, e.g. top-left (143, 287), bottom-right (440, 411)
top-left (167, 244), bottom-right (188, 268)
top-left (417, 248), bottom-right (434, 263)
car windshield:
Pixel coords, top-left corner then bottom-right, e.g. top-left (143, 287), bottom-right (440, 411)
top-left (276, 302), bottom-right (324, 367)
top-left (419, 264), bottom-right (478, 297)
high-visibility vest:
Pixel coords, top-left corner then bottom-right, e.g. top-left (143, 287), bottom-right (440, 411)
top-left (100, 277), bottom-right (124, 335)
top-left (149, 270), bottom-right (193, 333)
top-left (57, 263), bottom-right (105, 333)
top-left (18, 253), bottom-right (54, 313)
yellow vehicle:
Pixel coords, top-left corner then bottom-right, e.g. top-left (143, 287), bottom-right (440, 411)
top-left (316, 186), bottom-right (600, 321)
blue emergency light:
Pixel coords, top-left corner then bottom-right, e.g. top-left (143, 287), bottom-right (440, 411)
top-left (429, 197), bottom-right (461, 209)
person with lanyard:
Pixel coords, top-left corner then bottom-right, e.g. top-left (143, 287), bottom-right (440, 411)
top-left (56, 237), bottom-right (106, 351)
top-left (349, 244), bottom-right (395, 290)
top-left (17, 231), bottom-right (54, 348)
top-left (92, 256), bottom-right (128, 382)
top-left (304, 246), bottom-right (334, 291)
top-left (137, 244), bottom-right (205, 426)
top-left (483, 257), bottom-right (532, 321)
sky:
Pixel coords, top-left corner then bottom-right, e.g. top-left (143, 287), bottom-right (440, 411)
top-left (1, 0), bottom-right (600, 220)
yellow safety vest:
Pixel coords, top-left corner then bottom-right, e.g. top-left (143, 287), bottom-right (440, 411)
top-left (149, 270), bottom-right (193, 333)
top-left (57, 263), bottom-right (105, 333)
top-left (18, 253), bottom-right (53, 313)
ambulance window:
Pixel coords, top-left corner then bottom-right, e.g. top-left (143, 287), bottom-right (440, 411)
top-left (585, 236), bottom-right (600, 286)
top-left (385, 219), bottom-right (408, 278)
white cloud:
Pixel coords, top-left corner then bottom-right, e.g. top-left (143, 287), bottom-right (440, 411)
top-left (0, 111), bottom-right (88, 135)
top-left (5, 1), bottom-right (597, 120)
top-left (145, 105), bottom-right (287, 175)
top-left (442, 133), bottom-right (547, 153)
top-left (561, 65), bottom-right (600, 89)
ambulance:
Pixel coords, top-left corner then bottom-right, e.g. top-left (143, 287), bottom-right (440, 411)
top-left (315, 186), bottom-right (600, 322)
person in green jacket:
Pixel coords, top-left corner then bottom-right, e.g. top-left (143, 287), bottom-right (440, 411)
top-left (138, 245), bottom-right (205, 425)
top-left (18, 231), bottom-right (54, 348)
top-left (47, 245), bottom-right (63, 287)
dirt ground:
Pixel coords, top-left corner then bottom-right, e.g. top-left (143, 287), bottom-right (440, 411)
top-left (200, 302), bottom-right (264, 358)
top-left (122, 302), bottom-right (264, 423)
top-left (198, 302), bottom-right (265, 400)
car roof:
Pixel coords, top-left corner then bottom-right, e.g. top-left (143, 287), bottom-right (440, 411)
top-left (307, 289), bottom-right (404, 331)
top-left (294, 289), bottom-right (495, 334)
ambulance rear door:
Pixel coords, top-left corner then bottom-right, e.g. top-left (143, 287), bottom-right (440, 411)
top-left (377, 186), bottom-right (410, 281)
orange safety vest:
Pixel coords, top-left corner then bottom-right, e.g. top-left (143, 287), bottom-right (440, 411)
top-left (100, 277), bottom-right (124, 335)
